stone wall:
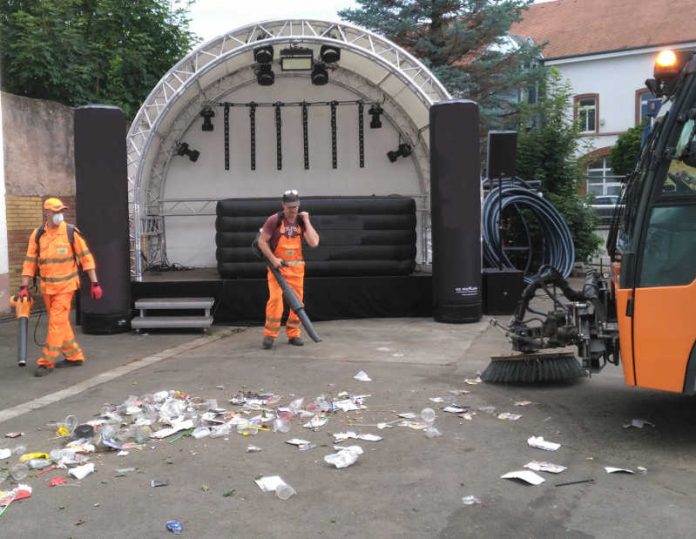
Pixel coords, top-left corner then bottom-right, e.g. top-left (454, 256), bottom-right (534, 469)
top-left (2, 92), bottom-right (76, 313)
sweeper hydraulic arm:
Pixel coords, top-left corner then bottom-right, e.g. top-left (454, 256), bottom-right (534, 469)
top-left (506, 268), bottom-right (618, 373)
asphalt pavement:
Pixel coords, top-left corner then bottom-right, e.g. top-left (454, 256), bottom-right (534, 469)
top-left (1, 312), bottom-right (696, 538)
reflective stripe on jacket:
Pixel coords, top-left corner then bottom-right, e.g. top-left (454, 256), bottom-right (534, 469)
top-left (22, 222), bottom-right (96, 295)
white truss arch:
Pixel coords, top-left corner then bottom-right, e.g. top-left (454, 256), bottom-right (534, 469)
top-left (127, 19), bottom-right (450, 279)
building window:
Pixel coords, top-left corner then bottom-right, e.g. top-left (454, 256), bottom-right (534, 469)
top-left (636, 88), bottom-right (657, 126)
top-left (574, 94), bottom-right (598, 133)
top-left (586, 157), bottom-right (623, 196)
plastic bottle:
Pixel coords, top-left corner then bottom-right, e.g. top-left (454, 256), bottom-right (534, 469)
top-left (209, 423), bottom-right (232, 438)
top-left (192, 426), bottom-right (211, 439)
top-left (28, 458), bottom-right (52, 470)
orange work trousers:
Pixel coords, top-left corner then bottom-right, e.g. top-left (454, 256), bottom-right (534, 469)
top-left (37, 292), bottom-right (84, 367)
top-left (263, 266), bottom-right (304, 339)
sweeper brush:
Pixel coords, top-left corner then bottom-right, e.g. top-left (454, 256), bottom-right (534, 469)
top-left (481, 352), bottom-right (585, 384)
top-left (481, 268), bottom-right (618, 384)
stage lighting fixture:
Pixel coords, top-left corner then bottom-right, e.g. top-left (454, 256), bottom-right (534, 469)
top-left (311, 63), bottom-right (329, 85)
top-left (256, 63), bottom-right (275, 86)
top-left (368, 104), bottom-right (383, 129)
top-left (253, 45), bottom-right (274, 64)
top-left (320, 44), bottom-right (341, 64)
top-left (176, 142), bottom-right (200, 162)
top-left (280, 47), bottom-right (313, 71)
top-left (387, 143), bottom-right (412, 163)
top-left (200, 106), bottom-right (215, 131)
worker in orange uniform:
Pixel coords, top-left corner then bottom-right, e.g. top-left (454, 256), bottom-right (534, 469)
top-left (19, 198), bottom-right (102, 377)
top-left (257, 190), bottom-right (319, 349)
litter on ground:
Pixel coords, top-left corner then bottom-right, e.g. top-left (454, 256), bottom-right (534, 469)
top-left (527, 436), bottom-right (561, 451)
top-left (501, 470), bottom-right (545, 486)
top-left (524, 461), bottom-right (567, 474)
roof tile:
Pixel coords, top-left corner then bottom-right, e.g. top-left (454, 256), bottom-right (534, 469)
top-left (511, 0), bottom-right (696, 59)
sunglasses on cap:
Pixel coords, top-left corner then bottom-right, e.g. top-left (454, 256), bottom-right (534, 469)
top-left (283, 189), bottom-right (299, 196)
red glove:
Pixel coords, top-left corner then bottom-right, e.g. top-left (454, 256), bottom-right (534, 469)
top-left (90, 282), bottom-right (103, 300)
top-left (18, 286), bottom-right (31, 301)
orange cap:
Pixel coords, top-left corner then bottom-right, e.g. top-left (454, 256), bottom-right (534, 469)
top-left (43, 197), bottom-right (67, 211)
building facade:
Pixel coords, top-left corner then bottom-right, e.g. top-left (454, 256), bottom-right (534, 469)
top-left (513, 0), bottom-right (696, 195)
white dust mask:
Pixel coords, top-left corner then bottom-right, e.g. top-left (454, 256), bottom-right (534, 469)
top-left (52, 213), bottom-right (64, 225)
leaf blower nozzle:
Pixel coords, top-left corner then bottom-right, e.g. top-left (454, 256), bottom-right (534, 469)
top-left (9, 295), bottom-right (33, 367)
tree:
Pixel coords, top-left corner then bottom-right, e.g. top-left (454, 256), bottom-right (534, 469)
top-left (338, 0), bottom-right (544, 127)
top-left (516, 69), bottom-right (601, 263)
top-left (0, 0), bottom-right (197, 118)
top-left (609, 122), bottom-right (644, 176)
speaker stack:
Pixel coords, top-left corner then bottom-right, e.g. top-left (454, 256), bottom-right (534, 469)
top-left (430, 100), bottom-right (482, 323)
top-left (74, 105), bottom-right (131, 334)
top-left (483, 130), bottom-right (523, 315)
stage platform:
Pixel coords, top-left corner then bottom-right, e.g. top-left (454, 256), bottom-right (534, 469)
top-left (132, 268), bottom-right (433, 325)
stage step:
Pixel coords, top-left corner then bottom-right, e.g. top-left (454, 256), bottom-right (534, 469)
top-left (131, 316), bottom-right (214, 329)
top-left (132, 297), bottom-right (215, 330)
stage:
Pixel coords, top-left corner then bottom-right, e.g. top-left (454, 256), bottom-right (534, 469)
top-left (132, 268), bottom-right (433, 325)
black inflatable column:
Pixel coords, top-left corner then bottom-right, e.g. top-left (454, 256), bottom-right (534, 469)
top-left (430, 100), bottom-right (482, 323)
top-left (74, 105), bottom-right (131, 334)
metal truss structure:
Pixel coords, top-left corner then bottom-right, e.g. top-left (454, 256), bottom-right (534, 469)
top-left (127, 19), bottom-right (450, 280)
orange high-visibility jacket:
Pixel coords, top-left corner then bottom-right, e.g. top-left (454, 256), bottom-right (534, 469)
top-left (21, 222), bottom-right (96, 295)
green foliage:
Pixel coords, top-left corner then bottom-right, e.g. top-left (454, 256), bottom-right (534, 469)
top-left (517, 69), bottom-right (601, 263)
top-left (338, 0), bottom-right (545, 127)
top-left (0, 0), bottom-right (197, 118)
top-left (609, 122), bottom-right (644, 176)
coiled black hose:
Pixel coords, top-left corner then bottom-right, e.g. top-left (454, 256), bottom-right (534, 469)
top-left (482, 181), bottom-right (575, 283)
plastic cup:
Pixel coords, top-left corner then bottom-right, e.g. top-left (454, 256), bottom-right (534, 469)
top-left (64, 415), bottom-right (78, 433)
top-left (276, 484), bottom-right (296, 500)
top-left (10, 462), bottom-right (28, 481)
top-left (273, 418), bottom-right (290, 433)
top-left (420, 407), bottom-right (436, 425)
top-left (424, 426), bottom-right (442, 439)
top-left (134, 426), bottom-right (152, 444)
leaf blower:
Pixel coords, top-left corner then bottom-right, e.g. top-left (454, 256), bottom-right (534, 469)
top-left (9, 294), bottom-right (33, 367)
top-left (252, 237), bottom-right (321, 343)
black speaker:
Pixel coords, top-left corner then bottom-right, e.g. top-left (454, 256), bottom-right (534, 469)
top-left (487, 131), bottom-right (517, 179)
top-left (430, 100), bottom-right (481, 323)
top-left (74, 105), bottom-right (131, 334)
top-left (482, 268), bottom-right (524, 315)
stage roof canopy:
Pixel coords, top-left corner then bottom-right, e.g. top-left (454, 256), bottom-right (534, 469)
top-left (126, 19), bottom-right (450, 279)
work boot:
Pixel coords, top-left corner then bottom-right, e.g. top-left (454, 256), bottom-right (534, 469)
top-left (288, 337), bottom-right (304, 347)
top-left (55, 359), bottom-right (84, 368)
top-left (34, 365), bottom-right (53, 377)
top-left (262, 336), bottom-right (275, 350)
